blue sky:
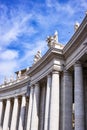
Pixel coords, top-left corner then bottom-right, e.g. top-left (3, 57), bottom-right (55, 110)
top-left (0, 0), bottom-right (87, 84)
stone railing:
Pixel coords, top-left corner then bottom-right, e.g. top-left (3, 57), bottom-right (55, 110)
top-left (0, 75), bottom-right (28, 88)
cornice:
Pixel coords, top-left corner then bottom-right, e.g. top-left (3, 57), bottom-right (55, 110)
top-left (63, 15), bottom-right (87, 58)
top-left (0, 76), bottom-right (30, 93)
top-left (27, 47), bottom-right (63, 76)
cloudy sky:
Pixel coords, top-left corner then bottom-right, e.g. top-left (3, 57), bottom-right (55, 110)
top-left (0, 0), bottom-right (87, 84)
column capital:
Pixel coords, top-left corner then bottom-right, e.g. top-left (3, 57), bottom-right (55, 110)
top-left (74, 61), bottom-right (82, 67)
top-left (22, 94), bottom-right (26, 96)
top-left (63, 70), bottom-right (72, 76)
top-left (52, 70), bottom-right (59, 74)
top-left (35, 82), bottom-right (39, 87)
top-left (14, 96), bottom-right (18, 99)
top-left (7, 98), bottom-right (11, 101)
top-left (47, 74), bottom-right (51, 78)
top-left (30, 85), bottom-right (34, 88)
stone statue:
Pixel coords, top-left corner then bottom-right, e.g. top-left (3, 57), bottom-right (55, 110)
top-left (18, 71), bottom-right (21, 79)
top-left (74, 22), bottom-right (80, 31)
top-left (54, 31), bottom-right (58, 43)
top-left (34, 51), bottom-right (41, 64)
top-left (46, 31), bottom-right (58, 48)
top-left (10, 74), bottom-right (14, 82)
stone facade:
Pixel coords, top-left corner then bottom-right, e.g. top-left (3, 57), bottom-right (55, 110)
top-left (0, 15), bottom-right (87, 130)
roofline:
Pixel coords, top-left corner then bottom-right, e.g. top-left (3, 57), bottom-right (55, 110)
top-left (63, 14), bottom-right (87, 54)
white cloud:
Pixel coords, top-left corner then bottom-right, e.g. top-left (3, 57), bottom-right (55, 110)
top-left (0, 5), bottom-right (36, 48)
top-left (19, 40), bottom-right (48, 65)
top-left (0, 50), bottom-right (18, 60)
top-left (0, 49), bottom-right (19, 84)
top-left (0, 60), bottom-right (19, 84)
top-left (0, 61), bottom-right (18, 75)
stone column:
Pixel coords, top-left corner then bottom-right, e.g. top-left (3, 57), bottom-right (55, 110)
top-left (59, 74), bottom-right (63, 130)
top-left (62, 70), bottom-right (72, 130)
top-left (74, 63), bottom-right (85, 130)
top-left (39, 83), bottom-right (46, 130)
top-left (44, 74), bottom-right (51, 130)
top-left (31, 83), bottom-right (40, 130)
top-left (49, 71), bottom-right (60, 130)
top-left (3, 99), bottom-right (11, 130)
top-left (10, 97), bottom-right (19, 130)
top-left (26, 87), bottom-right (34, 130)
top-left (0, 100), bottom-right (3, 130)
top-left (18, 95), bottom-right (26, 130)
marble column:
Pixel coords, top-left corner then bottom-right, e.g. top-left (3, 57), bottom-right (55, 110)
top-left (10, 97), bottom-right (19, 130)
top-left (3, 99), bottom-right (11, 130)
top-left (74, 63), bottom-right (85, 130)
top-left (39, 83), bottom-right (46, 130)
top-left (59, 74), bottom-right (63, 130)
top-left (62, 70), bottom-right (72, 130)
top-left (49, 71), bottom-right (60, 130)
top-left (18, 95), bottom-right (26, 130)
top-left (26, 87), bottom-right (34, 130)
top-left (31, 83), bottom-right (40, 130)
top-left (44, 74), bottom-right (51, 130)
top-left (0, 100), bottom-right (3, 130)
top-left (84, 71), bottom-right (87, 130)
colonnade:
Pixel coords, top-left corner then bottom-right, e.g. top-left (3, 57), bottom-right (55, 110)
top-left (0, 62), bottom-right (85, 130)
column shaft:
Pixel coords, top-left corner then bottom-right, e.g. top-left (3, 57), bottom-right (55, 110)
top-left (26, 87), bottom-right (34, 130)
top-left (44, 75), bottom-right (51, 130)
top-left (18, 95), bottom-right (26, 130)
top-left (10, 97), bottom-right (19, 130)
top-left (31, 83), bottom-right (40, 130)
top-left (3, 99), bottom-right (11, 130)
top-left (0, 100), bottom-right (3, 130)
top-left (49, 71), bottom-right (60, 130)
top-left (62, 71), bottom-right (72, 130)
top-left (39, 84), bottom-right (46, 130)
top-left (74, 63), bottom-right (85, 130)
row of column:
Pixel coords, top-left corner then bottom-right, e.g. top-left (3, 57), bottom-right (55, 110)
top-left (61, 62), bottom-right (85, 130)
top-left (0, 71), bottom-right (61, 130)
top-left (26, 71), bottom-right (60, 130)
top-left (0, 62), bottom-right (85, 130)
top-left (0, 95), bottom-right (26, 130)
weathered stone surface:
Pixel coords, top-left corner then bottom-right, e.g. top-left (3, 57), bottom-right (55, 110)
top-left (44, 75), bottom-right (51, 130)
top-left (74, 63), bottom-right (85, 130)
top-left (3, 99), bottom-right (11, 130)
top-left (31, 83), bottom-right (40, 130)
top-left (26, 87), bottom-right (34, 130)
top-left (62, 71), bottom-right (72, 130)
top-left (10, 97), bottom-right (18, 130)
top-left (18, 95), bottom-right (26, 130)
top-left (49, 71), bottom-right (60, 130)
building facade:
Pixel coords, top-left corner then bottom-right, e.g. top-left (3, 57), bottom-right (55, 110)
top-left (0, 15), bottom-right (87, 130)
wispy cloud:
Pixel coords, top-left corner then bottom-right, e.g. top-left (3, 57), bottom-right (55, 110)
top-left (0, 5), bottom-right (36, 48)
top-left (0, 49), bottom-right (18, 60)
top-left (19, 40), bottom-right (48, 67)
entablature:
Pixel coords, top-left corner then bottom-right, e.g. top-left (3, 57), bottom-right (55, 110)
top-left (63, 15), bottom-right (87, 59)
top-left (27, 47), bottom-right (64, 77)
top-left (0, 76), bottom-right (30, 100)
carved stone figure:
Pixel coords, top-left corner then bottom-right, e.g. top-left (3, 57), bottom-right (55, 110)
top-left (46, 31), bottom-right (58, 48)
top-left (34, 51), bottom-right (42, 64)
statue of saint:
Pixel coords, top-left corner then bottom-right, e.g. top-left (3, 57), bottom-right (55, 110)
top-left (46, 31), bottom-right (58, 48)
top-left (34, 51), bottom-right (41, 64)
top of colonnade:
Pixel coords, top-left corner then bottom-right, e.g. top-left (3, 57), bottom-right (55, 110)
top-left (0, 12), bottom-right (87, 87)
top-left (33, 31), bottom-right (64, 65)
top-left (0, 31), bottom-right (64, 88)
top-left (46, 31), bottom-right (64, 49)
top-left (63, 12), bottom-right (87, 58)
